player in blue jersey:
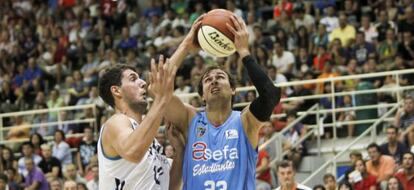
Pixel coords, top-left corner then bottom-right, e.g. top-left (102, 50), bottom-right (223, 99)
top-left (151, 15), bottom-right (281, 189)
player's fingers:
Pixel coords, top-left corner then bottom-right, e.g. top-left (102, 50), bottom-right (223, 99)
top-left (230, 15), bottom-right (241, 31)
top-left (226, 23), bottom-right (237, 35)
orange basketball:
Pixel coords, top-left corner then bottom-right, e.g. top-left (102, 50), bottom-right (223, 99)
top-left (197, 9), bottom-right (237, 57)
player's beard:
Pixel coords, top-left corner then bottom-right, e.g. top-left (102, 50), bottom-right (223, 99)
top-left (129, 100), bottom-right (148, 114)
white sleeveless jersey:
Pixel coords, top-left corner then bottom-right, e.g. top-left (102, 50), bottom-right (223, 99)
top-left (98, 118), bottom-right (171, 190)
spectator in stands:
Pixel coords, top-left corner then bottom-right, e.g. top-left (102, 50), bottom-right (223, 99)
top-left (38, 144), bottom-right (62, 179)
top-left (18, 142), bottom-right (42, 177)
top-left (394, 152), bottom-right (414, 190)
top-left (394, 96), bottom-right (414, 146)
top-left (350, 159), bottom-right (377, 190)
top-left (314, 184), bottom-right (327, 190)
top-left (64, 164), bottom-right (86, 184)
top-left (323, 173), bottom-right (337, 190)
top-left (366, 143), bottom-right (396, 188)
top-left (256, 148), bottom-right (271, 190)
top-left (77, 183), bottom-right (87, 190)
top-left (375, 10), bottom-right (397, 43)
top-left (7, 115), bottom-right (30, 142)
top-left (1, 146), bottom-right (15, 170)
top-left (359, 15), bottom-right (378, 43)
top-left (76, 126), bottom-right (96, 176)
top-left (329, 13), bottom-right (356, 47)
top-left (380, 126), bottom-right (409, 165)
top-left (30, 133), bottom-right (45, 156)
top-left (271, 41), bottom-right (295, 79)
top-left (275, 160), bottom-right (312, 190)
top-left (319, 5), bottom-right (339, 33)
top-left (397, 31), bottom-right (414, 62)
top-left (47, 89), bottom-right (64, 120)
top-left (283, 112), bottom-right (307, 167)
top-left (378, 29), bottom-right (398, 66)
top-left (4, 167), bottom-right (21, 190)
top-left (387, 176), bottom-right (404, 190)
top-left (50, 178), bottom-right (63, 190)
top-left (63, 180), bottom-right (77, 190)
top-left (349, 32), bottom-right (376, 66)
top-left (24, 157), bottom-right (49, 190)
top-left (52, 130), bottom-right (72, 167)
top-left (0, 173), bottom-right (8, 190)
top-left (397, 7), bottom-right (414, 39)
top-left (86, 165), bottom-right (98, 190)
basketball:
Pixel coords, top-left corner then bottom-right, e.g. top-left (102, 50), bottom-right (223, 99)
top-left (197, 9), bottom-right (237, 57)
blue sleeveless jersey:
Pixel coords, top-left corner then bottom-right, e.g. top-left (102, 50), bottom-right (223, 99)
top-left (183, 111), bottom-right (258, 190)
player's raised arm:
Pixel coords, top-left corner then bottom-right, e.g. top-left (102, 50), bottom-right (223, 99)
top-left (161, 16), bottom-right (205, 137)
top-left (103, 56), bottom-right (177, 163)
top-left (227, 15), bottom-right (281, 147)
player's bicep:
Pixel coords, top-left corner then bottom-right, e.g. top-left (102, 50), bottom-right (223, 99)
top-left (164, 95), bottom-right (197, 136)
top-left (104, 116), bottom-right (134, 158)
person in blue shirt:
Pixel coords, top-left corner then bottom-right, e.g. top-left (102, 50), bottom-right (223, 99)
top-left (154, 15), bottom-right (281, 189)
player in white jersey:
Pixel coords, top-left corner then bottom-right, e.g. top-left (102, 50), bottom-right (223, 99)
top-left (97, 56), bottom-right (183, 190)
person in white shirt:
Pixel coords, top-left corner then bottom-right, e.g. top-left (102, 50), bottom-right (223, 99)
top-left (272, 41), bottom-right (295, 79)
top-left (275, 160), bottom-right (312, 190)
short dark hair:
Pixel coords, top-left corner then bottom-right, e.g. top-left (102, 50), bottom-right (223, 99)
top-left (99, 64), bottom-right (137, 108)
top-left (401, 152), bottom-right (414, 162)
top-left (55, 129), bottom-right (66, 140)
top-left (323, 173), bottom-right (335, 182)
top-left (349, 151), bottom-right (362, 159)
top-left (276, 160), bottom-right (294, 172)
top-left (313, 184), bottom-right (326, 190)
top-left (387, 126), bottom-right (399, 133)
top-left (367, 143), bottom-right (380, 152)
top-left (197, 66), bottom-right (236, 97)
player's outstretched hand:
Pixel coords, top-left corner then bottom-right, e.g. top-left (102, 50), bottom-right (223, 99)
top-left (226, 15), bottom-right (250, 58)
top-left (148, 55), bottom-right (178, 103)
top-left (180, 14), bottom-right (205, 53)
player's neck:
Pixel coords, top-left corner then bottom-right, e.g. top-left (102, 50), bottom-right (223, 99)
top-left (206, 105), bottom-right (232, 127)
top-left (116, 105), bottom-right (143, 124)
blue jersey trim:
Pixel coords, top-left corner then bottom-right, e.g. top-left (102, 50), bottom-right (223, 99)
top-left (99, 125), bottom-right (122, 160)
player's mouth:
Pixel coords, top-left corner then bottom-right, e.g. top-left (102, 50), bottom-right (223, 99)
top-left (211, 87), bottom-right (220, 94)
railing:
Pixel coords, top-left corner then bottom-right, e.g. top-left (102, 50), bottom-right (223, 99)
top-left (0, 104), bottom-right (98, 142)
top-left (259, 104), bottom-right (319, 162)
top-left (301, 103), bottom-right (399, 185)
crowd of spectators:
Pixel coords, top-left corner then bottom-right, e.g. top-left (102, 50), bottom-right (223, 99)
top-left (0, 0), bottom-right (414, 189)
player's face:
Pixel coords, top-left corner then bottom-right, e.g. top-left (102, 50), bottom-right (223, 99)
top-left (201, 69), bottom-right (234, 103)
top-left (119, 69), bottom-right (148, 109)
top-left (277, 166), bottom-right (295, 187)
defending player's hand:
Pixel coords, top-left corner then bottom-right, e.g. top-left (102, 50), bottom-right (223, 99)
top-left (148, 55), bottom-right (177, 103)
top-left (226, 15), bottom-right (250, 57)
top-left (166, 122), bottom-right (185, 156)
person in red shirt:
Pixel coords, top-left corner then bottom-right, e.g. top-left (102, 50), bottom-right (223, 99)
top-left (256, 149), bottom-right (271, 190)
top-left (273, 0), bottom-right (293, 19)
top-left (395, 152), bottom-right (414, 190)
top-left (351, 159), bottom-right (377, 190)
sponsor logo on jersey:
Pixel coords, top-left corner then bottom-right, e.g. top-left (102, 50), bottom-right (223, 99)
top-left (196, 126), bottom-right (206, 137)
top-left (225, 129), bottom-right (238, 139)
top-left (191, 141), bottom-right (239, 176)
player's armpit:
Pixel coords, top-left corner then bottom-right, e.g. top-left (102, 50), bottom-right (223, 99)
top-left (241, 105), bottom-right (267, 148)
top-left (163, 95), bottom-right (197, 138)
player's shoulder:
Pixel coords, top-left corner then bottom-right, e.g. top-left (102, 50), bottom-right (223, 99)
top-left (105, 114), bottom-right (132, 129)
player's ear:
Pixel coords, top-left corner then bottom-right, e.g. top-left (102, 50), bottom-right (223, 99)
top-left (111, 86), bottom-right (121, 98)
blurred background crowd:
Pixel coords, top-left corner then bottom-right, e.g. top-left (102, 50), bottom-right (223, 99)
top-left (1, 0), bottom-right (414, 189)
